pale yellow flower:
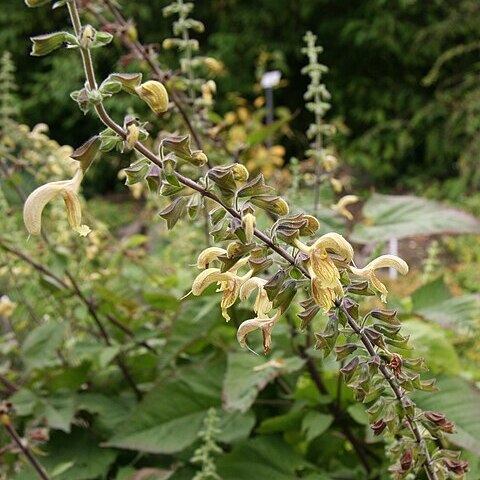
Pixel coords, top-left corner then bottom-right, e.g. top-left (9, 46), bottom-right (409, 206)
top-left (196, 247), bottom-right (228, 269)
top-left (239, 277), bottom-right (273, 318)
top-left (191, 267), bottom-right (251, 321)
top-left (332, 195), bottom-right (359, 221)
top-left (135, 80), bottom-right (169, 114)
top-left (237, 311), bottom-right (281, 354)
top-left (23, 168), bottom-right (91, 237)
top-left (295, 233), bottom-right (354, 312)
top-left (350, 255), bottom-right (409, 302)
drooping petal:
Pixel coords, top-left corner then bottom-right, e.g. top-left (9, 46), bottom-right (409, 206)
top-left (350, 255), bottom-right (409, 302)
top-left (311, 277), bottom-right (336, 313)
top-left (62, 189), bottom-right (82, 229)
top-left (191, 268), bottom-right (235, 296)
top-left (237, 311), bottom-right (280, 353)
top-left (23, 181), bottom-right (65, 235)
top-left (220, 278), bottom-right (240, 321)
top-left (240, 277), bottom-right (273, 318)
top-left (23, 168), bottom-right (90, 237)
top-left (196, 247), bottom-right (227, 269)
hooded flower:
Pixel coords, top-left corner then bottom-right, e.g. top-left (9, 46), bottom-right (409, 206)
top-left (135, 80), bottom-right (169, 114)
top-left (350, 255), bottom-right (409, 302)
top-left (331, 195), bottom-right (359, 221)
top-left (196, 247), bottom-right (228, 269)
top-left (23, 168), bottom-right (91, 237)
top-left (237, 311), bottom-right (281, 354)
top-left (295, 233), bottom-right (354, 312)
top-left (192, 266), bottom-right (252, 321)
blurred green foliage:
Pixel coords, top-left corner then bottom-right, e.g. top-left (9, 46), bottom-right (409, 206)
top-left (2, 0), bottom-right (480, 190)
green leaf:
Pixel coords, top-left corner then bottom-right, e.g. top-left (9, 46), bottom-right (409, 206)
top-left (105, 73), bottom-right (143, 95)
top-left (257, 410), bottom-right (304, 434)
top-left (42, 392), bottom-right (75, 432)
top-left (351, 194), bottom-right (480, 243)
top-left (91, 31), bottom-right (113, 48)
top-left (301, 411), bottom-right (334, 442)
top-left (401, 319), bottom-right (460, 375)
top-left (158, 197), bottom-right (188, 229)
top-left (30, 32), bottom-right (77, 56)
top-left (157, 297), bottom-right (220, 369)
top-left (223, 352), bottom-right (304, 413)
top-left (106, 361), bottom-right (226, 454)
top-left (347, 404), bottom-right (369, 426)
top-left (24, 0), bottom-right (51, 8)
top-left (216, 436), bottom-right (306, 479)
top-left (77, 393), bottom-right (132, 432)
top-left (10, 389), bottom-right (39, 416)
top-left (41, 428), bottom-right (117, 480)
top-left (414, 376), bottom-right (480, 456)
top-left (21, 321), bottom-right (67, 370)
top-left (411, 276), bottom-right (451, 310)
top-left (412, 278), bottom-right (480, 331)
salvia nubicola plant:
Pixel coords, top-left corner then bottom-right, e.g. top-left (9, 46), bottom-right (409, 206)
top-left (21, 1), bottom-right (468, 478)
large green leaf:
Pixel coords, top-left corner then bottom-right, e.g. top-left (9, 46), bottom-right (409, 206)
top-left (414, 376), bottom-right (480, 456)
top-left (158, 297), bottom-right (221, 369)
top-left (216, 435), bottom-right (308, 479)
top-left (401, 319), bottom-right (460, 375)
top-left (411, 277), bottom-right (480, 331)
top-left (77, 393), bottom-right (133, 432)
top-left (21, 321), bottom-right (67, 370)
top-left (15, 428), bottom-right (117, 480)
top-left (301, 411), bottom-right (334, 442)
top-left (106, 360), bottom-right (253, 454)
top-left (223, 352), bottom-right (304, 412)
top-left (351, 194), bottom-right (480, 243)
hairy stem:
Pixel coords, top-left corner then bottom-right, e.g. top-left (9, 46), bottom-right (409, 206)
top-left (339, 303), bottom-right (438, 480)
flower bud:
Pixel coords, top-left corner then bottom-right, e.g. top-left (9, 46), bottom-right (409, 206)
top-left (204, 57), bottom-right (224, 74)
top-left (330, 177), bottom-right (342, 193)
top-left (135, 80), bottom-right (169, 114)
top-left (231, 164), bottom-right (249, 182)
top-left (242, 212), bottom-right (256, 243)
top-left (162, 39), bottom-right (174, 50)
top-left (322, 153), bottom-right (338, 172)
top-left (81, 25), bottom-right (95, 49)
top-left (126, 24), bottom-right (138, 43)
top-left (123, 115), bottom-right (140, 150)
top-left (190, 150), bottom-right (208, 167)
